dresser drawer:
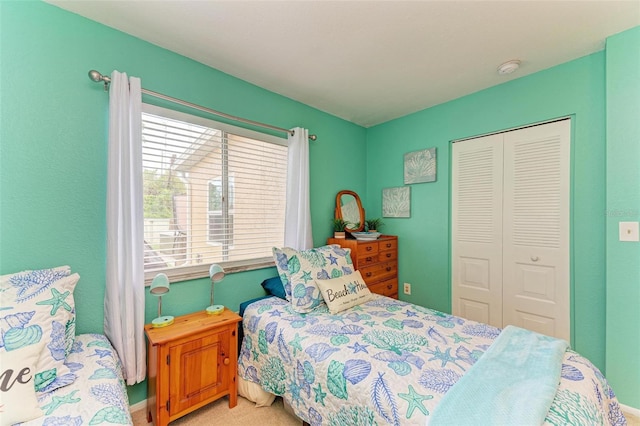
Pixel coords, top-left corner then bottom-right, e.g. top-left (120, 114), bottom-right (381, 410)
top-left (377, 249), bottom-right (397, 263)
top-left (360, 261), bottom-right (397, 284)
top-left (368, 278), bottom-right (398, 297)
top-left (378, 239), bottom-right (397, 252)
top-left (358, 241), bottom-right (379, 256)
top-left (358, 253), bottom-right (379, 267)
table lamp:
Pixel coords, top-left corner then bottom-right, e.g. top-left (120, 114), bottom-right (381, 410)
top-left (206, 264), bottom-right (225, 315)
top-left (150, 273), bottom-right (174, 328)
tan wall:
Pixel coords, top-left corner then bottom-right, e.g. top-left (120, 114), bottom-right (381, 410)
top-left (186, 135), bottom-right (286, 265)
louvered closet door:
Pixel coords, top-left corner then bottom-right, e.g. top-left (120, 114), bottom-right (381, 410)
top-left (451, 134), bottom-right (504, 328)
top-left (452, 119), bottom-right (570, 340)
top-left (502, 120), bottom-right (570, 340)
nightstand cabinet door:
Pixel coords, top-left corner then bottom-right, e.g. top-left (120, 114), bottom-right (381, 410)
top-left (169, 330), bottom-right (230, 415)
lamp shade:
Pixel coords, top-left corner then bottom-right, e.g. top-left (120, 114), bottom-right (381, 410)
top-left (149, 273), bottom-right (173, 328)
top-left (150, 273), bottom-right (170, 295)
top-left (209, 264), bottom-right (225, 283)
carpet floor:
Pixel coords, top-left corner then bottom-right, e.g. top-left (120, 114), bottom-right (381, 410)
top-left (132, 396), bottom-right (640, 426)
top-left (131, 396), bottom-right (301, 426)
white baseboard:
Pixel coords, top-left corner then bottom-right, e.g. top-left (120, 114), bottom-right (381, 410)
top-left (621, 403), bottom-right (640, 418)
top-left (129, 399), bottom-right (147, 413)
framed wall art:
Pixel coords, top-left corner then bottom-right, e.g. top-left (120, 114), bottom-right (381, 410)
top-left (404, 147), bottom-right (436, 184)
top-left (382, 186), bottom-right (410, 218)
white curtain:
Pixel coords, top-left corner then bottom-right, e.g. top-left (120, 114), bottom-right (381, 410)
top-left (284, 127), bottom-right (313, 249)
top-left (104, 71), bottom-right (146, 385)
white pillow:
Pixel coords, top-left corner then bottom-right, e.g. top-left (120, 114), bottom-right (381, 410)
top-left (315, 270), bottom-right (373, 314)
top-left (0, 343), bottom-right (44, 426)
top-left (0, 270), bottom-right (79, 393)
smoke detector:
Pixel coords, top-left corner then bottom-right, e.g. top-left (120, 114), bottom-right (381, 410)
top-left (497, 60), bottom-right (521, 75)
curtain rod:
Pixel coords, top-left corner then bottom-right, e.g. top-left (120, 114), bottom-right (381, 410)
top-left (88, 70), bottom-right (317, 141)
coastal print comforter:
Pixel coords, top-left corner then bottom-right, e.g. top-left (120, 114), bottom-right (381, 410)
top-left (238, 295), bottom-right (626, 426)
top-left (23, 334), bottom-right (132, 425)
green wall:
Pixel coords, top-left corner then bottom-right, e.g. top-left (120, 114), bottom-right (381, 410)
top-left (365, 53), bottom-right (607, 371)
top-left (0, 1), bottom-right (366, 404)
top-left (1, 0), bottom-right (638, 410)
top-left (605, 27), bottom-right (640, 408)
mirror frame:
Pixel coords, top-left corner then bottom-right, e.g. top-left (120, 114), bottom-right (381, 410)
top-left (335, 190), bottom-right (365, 233)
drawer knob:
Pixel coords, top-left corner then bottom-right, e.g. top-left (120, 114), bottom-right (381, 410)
top-left (366, 272), bottom-right (372, 277)
top-left (385, 253), bottom-right (391, 258)
top-left (366, 257), bottom-right (373, 262)
top-left (385, 243), bottom-right (392, 248)
top-left (387, 284), bottom-right (392, 289)
top-left (366, 246), bottom-right (372, 251)
top-left (386, 267), bottom-right (391, 272)
top-left (223, 358), bottom-right (230, 366)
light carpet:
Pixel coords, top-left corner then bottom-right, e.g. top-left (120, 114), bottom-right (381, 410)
top-left (131, 396), bottom-right (640, 426)
top-left (131, 396), bottom-right (301, 426)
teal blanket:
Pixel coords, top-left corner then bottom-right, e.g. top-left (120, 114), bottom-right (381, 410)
top-left (429, 325), bottom-right (569, 426)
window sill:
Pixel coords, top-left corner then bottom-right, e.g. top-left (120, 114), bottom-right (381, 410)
top-left (144, 257), bottom-right (276, 286)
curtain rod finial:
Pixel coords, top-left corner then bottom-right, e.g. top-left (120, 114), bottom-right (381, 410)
top-left (88, 70), bottom-right (111, 91)
top-left (88, 70), bottom-right (103, 82)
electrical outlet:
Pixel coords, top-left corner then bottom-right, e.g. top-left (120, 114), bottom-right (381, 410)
top-left (403, 282), bottom-right (411, 295)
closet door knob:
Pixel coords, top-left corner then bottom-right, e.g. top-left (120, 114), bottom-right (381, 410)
top-left (531, 256), bottom-right (539, 262)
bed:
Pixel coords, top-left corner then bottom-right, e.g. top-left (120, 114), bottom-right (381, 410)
top-left (0, 266), bottom-right (132, 426)
top-left (238, 294), bottom-right (626, 425)
top-left (21, 333), bottom-right (133, 426)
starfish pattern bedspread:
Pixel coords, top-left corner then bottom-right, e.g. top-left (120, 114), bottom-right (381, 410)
top-left (23, 334), bottom-right (132, 426)
top-left (238, 295), bottom-right (625, 426)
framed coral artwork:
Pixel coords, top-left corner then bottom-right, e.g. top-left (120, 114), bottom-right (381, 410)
top-left (404, 147), bottom-right (436, 184)
top-left (382, 186), bottom-right (410, 218)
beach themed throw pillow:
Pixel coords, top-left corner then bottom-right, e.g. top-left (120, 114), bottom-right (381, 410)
top-left (0, 268), bottom-right (79, 393)
top-left (272, 245), bottom-right (354, 313)
top-left (316, 270), bottom-right (373, 314)
top-left (0, 343), bottom-right (44, 426)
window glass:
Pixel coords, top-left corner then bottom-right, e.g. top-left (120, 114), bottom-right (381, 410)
top-left (142, 104), bottom-right (287, 281)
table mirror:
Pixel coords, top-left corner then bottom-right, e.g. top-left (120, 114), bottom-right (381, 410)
top-left (335, 190), bottom-right (365, 233)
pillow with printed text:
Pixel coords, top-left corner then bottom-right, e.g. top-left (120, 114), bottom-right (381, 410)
top-left (315, 270), bottom-right (373, 314)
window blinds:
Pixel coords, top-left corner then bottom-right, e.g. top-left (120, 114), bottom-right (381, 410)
top-left (141, 104), bottom-right (287, 281)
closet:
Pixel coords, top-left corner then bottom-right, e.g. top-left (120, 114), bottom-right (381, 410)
top-left (451, 119), bottom-right (570, 340)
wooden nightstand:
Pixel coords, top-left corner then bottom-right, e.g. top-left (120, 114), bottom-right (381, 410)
top-left (144, 309), bottom-right (242, 426)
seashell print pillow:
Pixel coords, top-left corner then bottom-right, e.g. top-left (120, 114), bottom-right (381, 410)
top-left (272, 245), bottom-right (354, 313)
top-left (0, 342), bottom-right (45, 425)
top-left (0, 267), bottom-right (79, 393)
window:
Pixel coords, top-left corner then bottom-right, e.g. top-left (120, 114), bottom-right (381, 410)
top-left (208, 178), bottom-right (234, 244)
top-left (142, 104), bottom-right (288, 282)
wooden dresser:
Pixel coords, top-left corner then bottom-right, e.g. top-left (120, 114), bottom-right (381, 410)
top-left (327, 235), bottom-right (398, 298)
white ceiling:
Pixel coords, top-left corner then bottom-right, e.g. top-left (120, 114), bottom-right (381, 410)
top-left (47, 1), bottom-right (639, 127)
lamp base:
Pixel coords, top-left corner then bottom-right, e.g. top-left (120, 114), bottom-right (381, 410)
top-left (206, 304), bottom-right (224, 315)
top-left (151, 315), bottom-right (174, 328)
